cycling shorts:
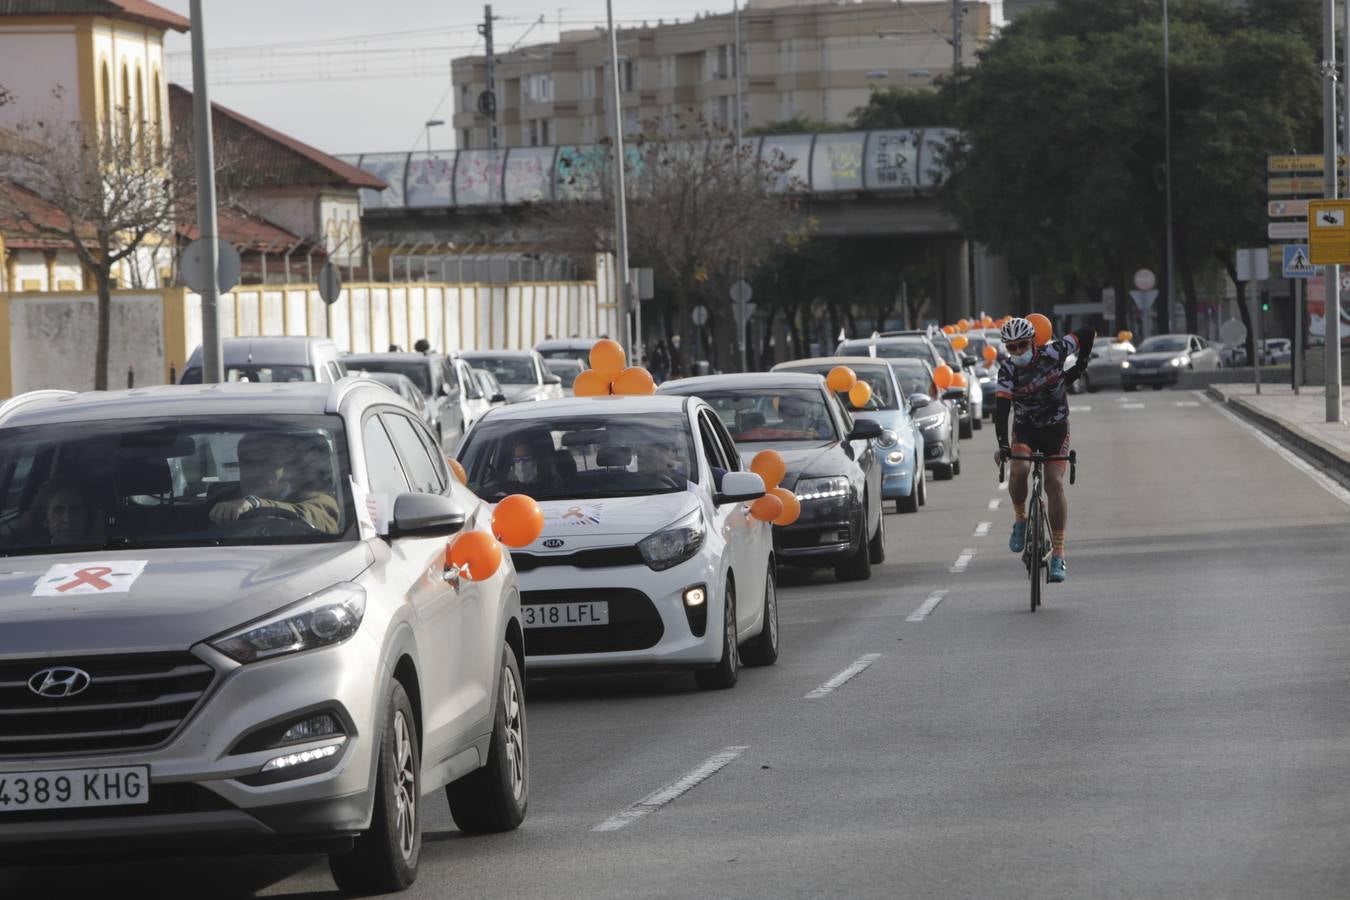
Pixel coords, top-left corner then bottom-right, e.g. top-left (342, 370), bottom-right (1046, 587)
top-left (1012, 421), bottom-right (1070, 462)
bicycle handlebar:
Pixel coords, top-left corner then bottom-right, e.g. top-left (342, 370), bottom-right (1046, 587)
top-left (998, 449), bottom-right (1077, 486)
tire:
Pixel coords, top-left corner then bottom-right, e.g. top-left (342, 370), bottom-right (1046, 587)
top-left (1123, 383), bottom-right (1138, 392)
top-left (933, 462), bottom-right (954, 481)
top-left (959, 416), bottom-right (973, 439)
top-left (1028, 500), bottom-right (1042, 613)
top-left (917, 470), bottom-right (927, 506)
top-left (835, 516), bottom-right (873, 582)
top-left (898, 471), bottom-right (919, 513)
top-left (1084, 373), bottom-right (1098, 393)
top-left (952, 455), bottom-right (962, 477)
top-left (867, 505), bottom-right (886, 564)
top-left (446, 646), bottom-right (528, 834)
top-left (329, 682), bottom-right (421, 895)
top-left (972, 415), bottom-right (982, 431)
top-left (696, 583), bottom-right (739, 690)
top-left (740, 565), bottom-right (779, 667)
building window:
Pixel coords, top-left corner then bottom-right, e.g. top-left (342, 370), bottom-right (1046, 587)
top-left (540, 119), bottom-right (551, 145)
top-left (525, 73), bottom-right (553, 104)
top-left (621, 59), bottom-right (635, 92)
top-left (460, 83), bottom-right (473, 112)
top-left (119, 64), bottom-right (131, 143)
top-left (134, 65), bottom-right (144, 143)
top-left (101, 62), bottom-right (112, 143)
top-left (623, 107), bottom-right (639, 136)
top-left (461, 128), bottom-right (471, 149)
top-left (152, 72), bottom-right (162, 157)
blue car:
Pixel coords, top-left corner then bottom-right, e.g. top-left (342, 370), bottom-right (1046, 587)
top-left (773, 357), bottom-right (926, 513)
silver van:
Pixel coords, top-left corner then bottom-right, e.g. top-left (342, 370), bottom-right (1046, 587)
top-left (180, 337), bottom-right (347, 384)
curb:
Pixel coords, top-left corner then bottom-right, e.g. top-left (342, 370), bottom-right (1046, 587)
top-left (1205, 386), bottom-right (1350, 486)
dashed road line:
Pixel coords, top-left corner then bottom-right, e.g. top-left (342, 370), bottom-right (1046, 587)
top-left (1210, 403), bottom-right (1350, 507)
top-left (973, 521), bottom-right (991, 536)
top-left (805, 654), bottom-right (882, 699)
top-left (988, 498), bottom-right (1001, 510)
top-left (950, 548), bottom-right (977, 573)
top-left (1121, 402), bottom-right (1146, 409)
top-left (593, 746), bottom-right (749, 832)
top-left (1175, 401), bottom-right (1200, 407)
top-left (1069, 404), bottom-right (1092, 412)
top-left (906, 591), bottom-right (948, 622)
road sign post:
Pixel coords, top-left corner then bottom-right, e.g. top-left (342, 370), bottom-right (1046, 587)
top-left (730, 279), bottom-right (754, 371)
top-left (1236, 248), bottom-right (1269, 394)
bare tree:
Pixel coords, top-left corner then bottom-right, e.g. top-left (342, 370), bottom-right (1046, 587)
top-left (548, 112), bottom-right (807, 365)
top-left (0, 102), bottom-right (245, 389)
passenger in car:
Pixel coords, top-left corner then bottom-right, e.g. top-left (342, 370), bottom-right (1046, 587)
top-left (21, 479), bottom-right (104, 546)
top-left (209, 432), bottom-right (341, 534)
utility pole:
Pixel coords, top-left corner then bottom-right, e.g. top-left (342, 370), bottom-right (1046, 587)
top-left (1162, 0), bottom-right (1177, 337)
top-left (1325, 0), bottom-right (1342, 421)
top-left (478, 5), bottom-right (498, 149)
top-left (605, 0), bottom-right (634, 363)
top-left (734, 0), bottom-right (747, 371)
top-left (951, 0), bottom-right (962, 72)
top-left (189, 0), bottom-right (221, 384)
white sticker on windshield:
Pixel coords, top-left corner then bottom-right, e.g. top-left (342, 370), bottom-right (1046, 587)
top-left (33, 561), bottom-right (148, 596)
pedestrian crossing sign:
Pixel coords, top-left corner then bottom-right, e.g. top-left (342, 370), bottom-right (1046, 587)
top-left (1282, 244), bottom-right (1317, 279)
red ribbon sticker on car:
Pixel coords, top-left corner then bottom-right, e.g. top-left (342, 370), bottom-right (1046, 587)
top-left (33, 561), bottom-right (148, 596)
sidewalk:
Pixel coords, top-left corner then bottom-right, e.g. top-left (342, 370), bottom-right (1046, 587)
top-left (1205, 384), bottom-right (1350, 480)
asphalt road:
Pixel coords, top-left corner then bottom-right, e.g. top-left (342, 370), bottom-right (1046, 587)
top-left (8, 390), bottom-right (1350, 899)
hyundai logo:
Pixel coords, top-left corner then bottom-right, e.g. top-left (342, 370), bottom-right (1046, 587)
top-left (28, 667), bottom-right (92, 699)
top-left (542, 538), bottom-right (565, 549)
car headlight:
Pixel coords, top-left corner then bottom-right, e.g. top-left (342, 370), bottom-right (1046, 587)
top-left (796, 475), bottom-right (849, 501)
top-left (875, 428), bottom-right (899, 449)
top-left (637, 508), bottom-right (706, 572)
top-left (1170, 357), bottom-right (1183, 367)
top-left (1120, 360), bottom-right (1131, 369)
top-left (210, 583), bottom-right (366, 663)
top-left (915, 411), bottom-right (947, 428)
top-left (978, 376), bottom-right (991, 384)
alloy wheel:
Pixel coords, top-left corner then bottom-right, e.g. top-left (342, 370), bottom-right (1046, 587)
top-left (393, 710), bottom-right (417, 860)
top-left (502, 663), bottom-right (525, 801)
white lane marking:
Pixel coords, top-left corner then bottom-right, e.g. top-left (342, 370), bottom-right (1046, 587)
top-left (974, 521), bottom-right (991, 536)
top-left (906, 591), bottom-right (948, 622)
top-left (805, 653), bottom-right (882, 699)
top-left (1121, 403), bottom-right (1146, 409)
top-left (988, 498), bottom-right (1001, 510)
top-left (1070, 405), bottom-right (1092, 412)
top-left (593, 746), bottom-right (749, 832)
top-left (1175, 401), bottom-right (1200, 407)
top-left (1210, 403), bottom-right (1350, 507)
top-left (950, 548), bottom-right (977, 573)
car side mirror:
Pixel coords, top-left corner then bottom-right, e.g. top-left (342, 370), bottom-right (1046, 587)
top-left (492, 392), bottom-right (508, 404)
top-left (908, 392), bottom-right (933, 412)
top-left (962, 355), bottom-right (978, 368)
top-left (942, 387), bottom-right (965, 401)
top-left (388, 492), bottom-right (466, 539)
top-left (544, 373), bottom-right (563, 385)
top-left (439, 382), bottom-right (452, 397)
top-left (847, 418), bottom-right (883, 441)
top-left (716, 471), bottom-right (766, 505)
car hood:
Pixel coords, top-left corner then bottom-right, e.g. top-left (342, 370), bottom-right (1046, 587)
top-left (736, 441), bottom-right (842, 490)
top-left (0, 542), bottom-right (374, 656)
top-left (527, 492), bottom-right (700, 546)
top-left (501, 383), bottom-right (549, 402)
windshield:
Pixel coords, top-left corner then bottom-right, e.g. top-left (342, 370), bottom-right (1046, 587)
top-left (347, 360), bottom-right (431, 394)
top-left (459, 413), bottom-right (697, 501)
top-left (0, 415), bottom-right (353, 555)
top-left (695, 388), bottom-right (836, 443)
top-left (543, 360), bottom-right (582, 388)
top-left (1138, 336), bottom-right (1189, 353)
top-left (932, 340), bottom-right (960, 365)
top-left (180, 365), bottom-right (316, 384)
top-left (888, 363), bottom-right (935, 397)
top-left (784, 366), bottom-right (896, 410)
top-left (468, 356), bottom-right (537, 384)
top-left (539, 348), bottom-right (591, 364)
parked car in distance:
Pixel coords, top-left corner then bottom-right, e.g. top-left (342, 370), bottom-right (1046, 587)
top-left (1080, 338), bottom-right (1136, 393)
top-left (1120, 334), bottom-right (1222, 390)
top-left (542, 358), bottom-right (585, 395)
top-left (0, 380), bottom-right (529, 892)
top-left (658, 372), bottom-right (885, 582)
top-left (341, 352), bottom-right (486, 450)
top-left (180, 337), bottom-right (346, 385)
top-left (886, 357), bottom-right (961, 480)
top-left (877, 330), bottom-right (983, 428)
top-left (772, 357), bottom-right (925, 513)
top-left (354, 370), bottom-right (430, 424)
top-left (534, 338), bottom-right (599, 367)
top-left (838, 335), bottom-right (976, 438)
top-left (460, 350), bottom-right (565, 404)
top-left (473, 368), bottom-right (510, 410)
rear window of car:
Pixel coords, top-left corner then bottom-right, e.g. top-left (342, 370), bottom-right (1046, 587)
top-left (346, 360), bottom-right (432, 394)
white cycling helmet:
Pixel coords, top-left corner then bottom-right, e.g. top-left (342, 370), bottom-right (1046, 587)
top-left (1000, 317), bottom-right (1036, 343)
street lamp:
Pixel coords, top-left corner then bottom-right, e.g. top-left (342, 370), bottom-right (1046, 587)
top-left (424, 119), bottom-right (445, 153)
top-left (1162, 0), bottom-right (1175, 336)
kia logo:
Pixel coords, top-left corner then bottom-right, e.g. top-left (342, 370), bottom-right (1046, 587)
top-left (542, 538), bottom-right (565, 549)
top-left (28, 667), bottom-right (92, 699)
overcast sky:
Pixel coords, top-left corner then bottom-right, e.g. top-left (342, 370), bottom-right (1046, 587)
top-left (160, 1), bottom-right (727, 157)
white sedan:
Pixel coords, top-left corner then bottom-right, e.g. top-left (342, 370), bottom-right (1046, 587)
top-left (457, 396), bottom-right (778, 689)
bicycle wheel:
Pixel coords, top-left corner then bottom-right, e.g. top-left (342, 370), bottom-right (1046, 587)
top-left (1027, 496), bottom-right (1042, 612)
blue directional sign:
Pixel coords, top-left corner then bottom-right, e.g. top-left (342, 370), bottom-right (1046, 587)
top-left (1282, 244), bottom-right (1317, 279)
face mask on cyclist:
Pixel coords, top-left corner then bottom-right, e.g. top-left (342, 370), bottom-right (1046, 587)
top-left (1010, 347), bottom-right (1035, 367)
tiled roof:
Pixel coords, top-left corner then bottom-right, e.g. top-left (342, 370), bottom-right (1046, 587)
top-left (169, 85), bottom-right (386, 191)
top-left (0, 1), bottom-right (190, 31)
top-left (0, 178), bottom-right (97, 245)
top-left (178, 206), bottom-right (314, 252)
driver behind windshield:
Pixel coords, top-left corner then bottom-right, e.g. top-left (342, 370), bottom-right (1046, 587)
top-left (637, 440), bottom-right (688, 485)
top-left (209, 432), bottom-right (341, 534)
top-left (777, 394), bottom-right (831, 439)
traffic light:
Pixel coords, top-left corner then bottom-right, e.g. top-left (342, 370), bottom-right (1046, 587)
top-left (1261, 300), bottom-right (1270, 312)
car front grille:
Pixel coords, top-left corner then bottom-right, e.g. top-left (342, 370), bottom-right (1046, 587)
top-left (521, 588), bottom-right (664, 655)
top-left (0, 652), bottom-right (215, 758)
top-left (512, 547), bottom-right (646, 571)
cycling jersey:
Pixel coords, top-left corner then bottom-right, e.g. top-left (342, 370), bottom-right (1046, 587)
top-left (995, 332), bottom-right (1082, 429)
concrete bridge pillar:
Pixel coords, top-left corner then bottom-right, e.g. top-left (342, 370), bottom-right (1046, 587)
top-left (944, 237), bottom-right (973, 324)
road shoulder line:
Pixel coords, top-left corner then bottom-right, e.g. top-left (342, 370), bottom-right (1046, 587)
top-left (805, 653), bottom-right (881, 699)
top-left (593, 746), bottom-right (750, 832)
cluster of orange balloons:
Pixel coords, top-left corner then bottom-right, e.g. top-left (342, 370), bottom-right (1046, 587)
top-left (444, 493), bottom-right (546, 582)
top-left (825, 365), bottom-right (873, 409)
top-left (942, 314), bottom-right (1056, 347)
top-left (747, 450), bottom-right (801, 526)
top-left (1117, 330), bottom-right (1133, 343)
top-left (574, 339), bottom-right (658, 397)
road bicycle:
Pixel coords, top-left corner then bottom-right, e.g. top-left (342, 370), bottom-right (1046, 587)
top-left (999, 450), bottom-right (1077, 612)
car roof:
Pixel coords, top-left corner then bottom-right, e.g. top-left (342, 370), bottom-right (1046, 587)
top-left (542, 357), bottom-right (584, 368)
top-left (535, 338), bottom-right (599, 350)
top-left (185, 336), bottom-right (337, 367)
top-left (461, 349), bottom-right (535, 358)
top-left (774, 356), bottom-right (898, 375)
top-left (839, 335), bottom-right (932, 346)
top-left (476, 395), bottom-right (691, 422)
top-left (658, 372), bottom-right (825, 394)
top-left (342, 352), bottom-right (434, 363)
top-left (0, 380), bottom-right (396, 427)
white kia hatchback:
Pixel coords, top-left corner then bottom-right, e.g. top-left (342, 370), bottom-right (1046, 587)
top-left (457, 396), bottom-right (777, 689)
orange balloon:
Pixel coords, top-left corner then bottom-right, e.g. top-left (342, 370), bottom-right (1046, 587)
top-left (492, 494), bottom-right (544, 548)
top-left (950, 335), bottom-right (969, 351)
top-left (589, 338), bottom-right (626, 375)
top-left (770, 487), bottom-right (800, 526)
top-left (1117, 330), bottom-right (1133, 343)
top-left (951, 372), bottom-right (968, 388)
top-left (573, 368), bottom-right (612, 397)
top-left (959, 321), bottom-right (972, 333)
top-left (612, 366), bottom-right (657, 395)
top-left (448, 458), bottom-right (468, 485)
top-left (982, 316), bottom-right (994, 328)
top-left (942, 325), bottom-right (956, 335)
top-left (848, 380), bottom-right (872, 408)
top-left (982, 345), bottom-right (998, 364)
top-left (751, 449), bottom-right (786, 490)
top-left (826, 365), bottom-right (857, 392)
top-left (1027, 313), bottom-right (1053, 346)
top-left (933, 364), bottom-right (954, 390)
top-left (448, 531), bottom-right (502, 581)
top-left (750, 493), bottom-right (783, 522)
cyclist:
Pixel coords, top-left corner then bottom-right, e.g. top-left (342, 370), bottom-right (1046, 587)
top-left (993, 317), bottom-right (1095, 583)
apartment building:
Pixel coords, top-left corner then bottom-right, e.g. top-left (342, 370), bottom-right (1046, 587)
top-left (451, 0), bottom-right (995, 150)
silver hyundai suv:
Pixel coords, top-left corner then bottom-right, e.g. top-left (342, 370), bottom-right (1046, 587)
top-left (0, 380), bottom-right (528, 894)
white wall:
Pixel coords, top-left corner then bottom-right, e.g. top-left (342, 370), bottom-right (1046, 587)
top-left (8, 292), bottom-right (165, 392)
top-left (0, 25), bottom-right (81, 130)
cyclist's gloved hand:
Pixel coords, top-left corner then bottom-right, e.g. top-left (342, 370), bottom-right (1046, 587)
top-left (996, 443), bottom-right (1011, 465)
